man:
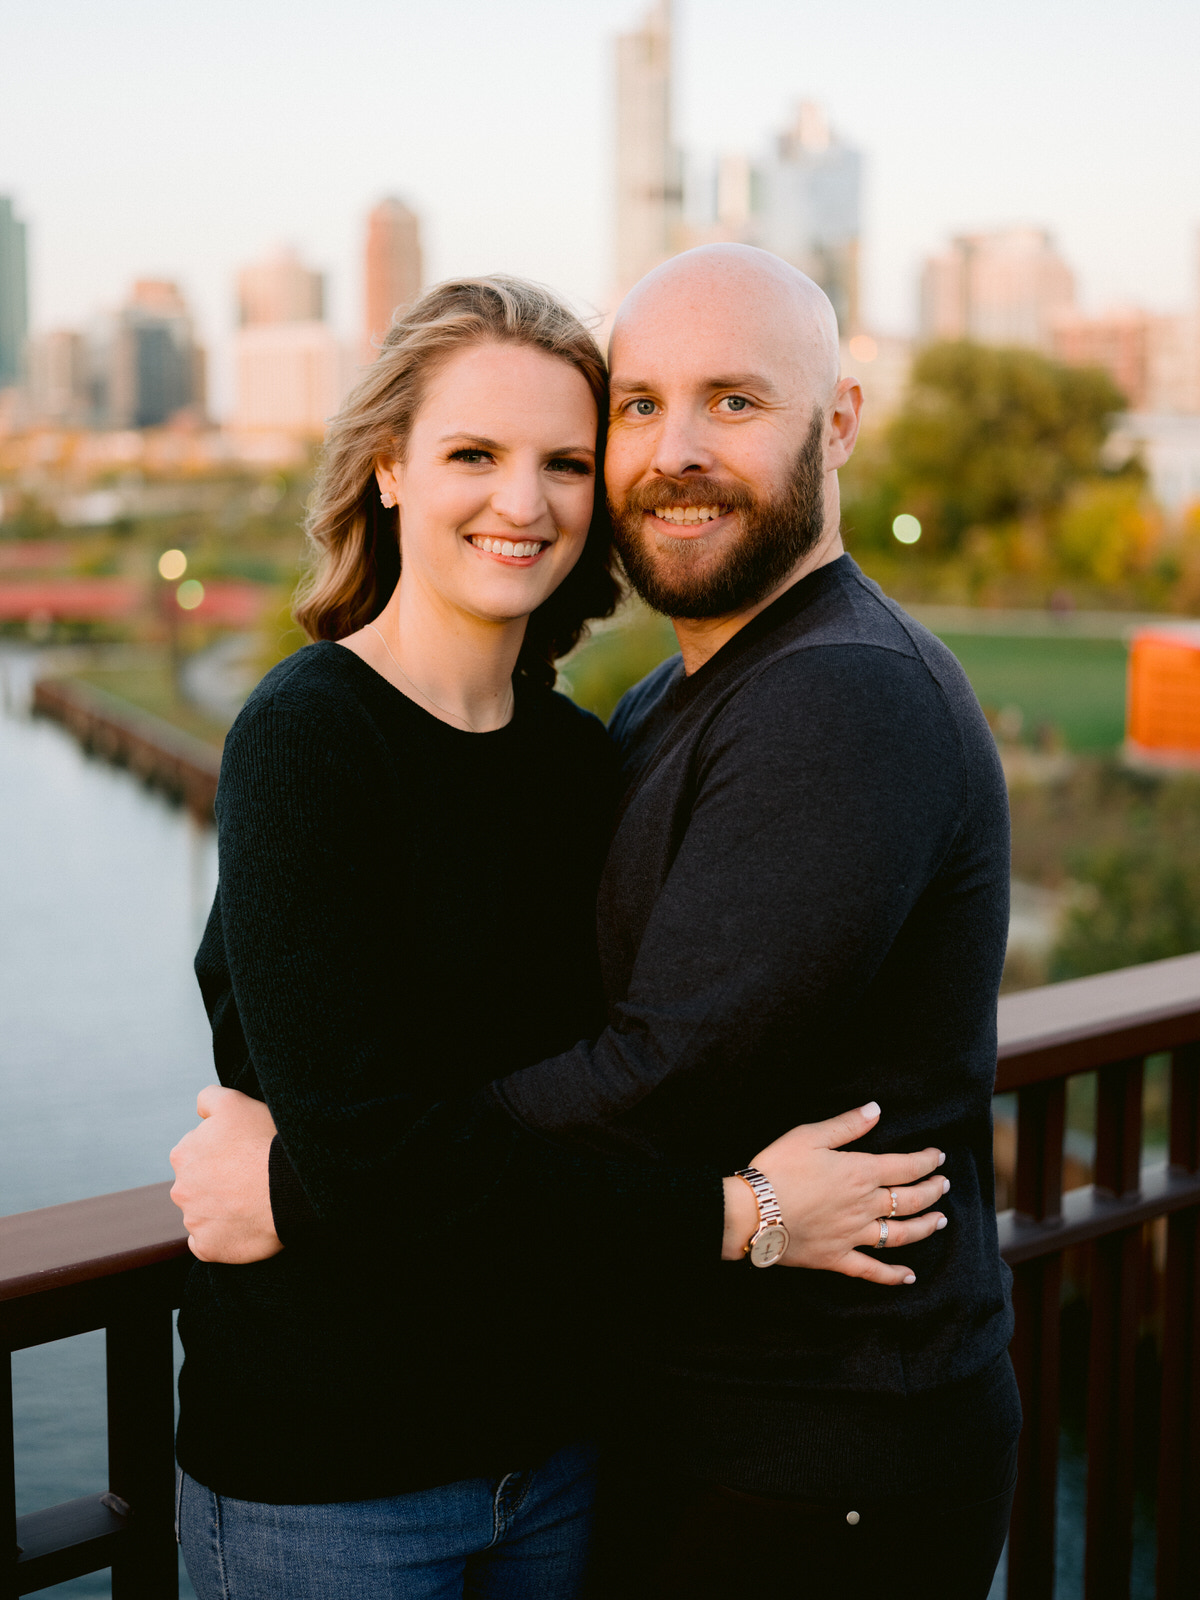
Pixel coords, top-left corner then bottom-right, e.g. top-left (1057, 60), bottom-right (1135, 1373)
top-left (172, 246), bottom-right (1016, 1597)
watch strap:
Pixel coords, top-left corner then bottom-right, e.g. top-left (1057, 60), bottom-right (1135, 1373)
top-left (733, 1165), bottom-right (783, 1232)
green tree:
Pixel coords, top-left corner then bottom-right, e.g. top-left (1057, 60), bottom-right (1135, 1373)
top-left (880, 343), bottom-right (1125, 551)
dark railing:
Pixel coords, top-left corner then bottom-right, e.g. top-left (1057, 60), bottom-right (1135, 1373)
top-left (4, 954), bottom-right (1200, 1598)
top-left (1, 1186), bottom-right (188, 1597)
top-left (997, 951), bottom-right (1200, 1600)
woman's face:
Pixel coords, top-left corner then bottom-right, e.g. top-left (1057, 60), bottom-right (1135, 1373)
top-left (377, 341), bottom-right (598, 627)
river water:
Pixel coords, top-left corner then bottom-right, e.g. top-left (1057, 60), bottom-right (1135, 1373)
top-left (1, 645), bottom-right (210, 1598)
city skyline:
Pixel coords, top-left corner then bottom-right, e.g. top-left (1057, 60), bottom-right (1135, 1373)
top-left (3, 0), bottom-right (1200, 415)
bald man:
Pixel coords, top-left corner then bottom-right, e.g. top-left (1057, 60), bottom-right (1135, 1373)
top-left (171, 249), bottom-right (1017, 1598)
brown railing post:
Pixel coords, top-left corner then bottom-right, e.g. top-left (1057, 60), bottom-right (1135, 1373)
top-left (1085, 1058), bottom-right (1145, 1600)
top-left (2, 1353), bottom-right (16, 1600)
top-left (107, 1309), bottom-right (178, 1599)
top-left (1007, 1080), bottom-right (1066, 1600)
top-left (1157, 1044), bottom-right (1200, 1598)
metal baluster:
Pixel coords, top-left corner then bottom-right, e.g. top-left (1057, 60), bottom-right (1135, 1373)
top-left (2, 1352), bottom-right (16, 1600)
top-left (1084, 1057), bottom-right (1144, 1600)
top-left (1007, 1078), bottom-right (1065, 1600)
top-left (1156, 1043), bottom-right (1200, 1598)
top-left (107, 1310), bottom-right (178, 1600)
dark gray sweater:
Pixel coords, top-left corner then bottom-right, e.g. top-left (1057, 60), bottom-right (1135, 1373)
top-left (493, 554), bottom-right (1019, 1493)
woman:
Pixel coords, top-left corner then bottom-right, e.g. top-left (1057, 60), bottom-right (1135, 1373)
top-left (174, 276), bottom-right (946, 1599)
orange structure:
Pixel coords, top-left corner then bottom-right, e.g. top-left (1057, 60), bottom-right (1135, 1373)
top-left (1127, 625), bottom-right (1200, 763)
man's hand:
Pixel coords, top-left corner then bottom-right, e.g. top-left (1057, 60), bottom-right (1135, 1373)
top-left (721, 1102), bottom-right (949, 1285)
top-left (169, 1085), bottom-right (283, 1264)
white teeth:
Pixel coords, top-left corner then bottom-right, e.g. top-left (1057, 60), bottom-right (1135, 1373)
top-left (654, 505), bottom-right (724, 525)
top-left (470, 536), bottom-right (544, 557)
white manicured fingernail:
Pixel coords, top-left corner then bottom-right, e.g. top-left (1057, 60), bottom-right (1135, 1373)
top-left (936, 1216), bottom-right (948, 1229)
top-left (938, 1150), bottom-right (946, 1165)
top-left (942, 1178), bottom-right (950, 1194)
top-left (861, 1102), bottom-right (881, 1119)
top-left (903, 1273), bottom-right (916, 1284)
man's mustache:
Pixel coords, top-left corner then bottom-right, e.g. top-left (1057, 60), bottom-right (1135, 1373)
top-left (611, 478), bottom-right (757, 517)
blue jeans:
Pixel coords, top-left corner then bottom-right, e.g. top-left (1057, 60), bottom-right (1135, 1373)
top-left (178, 1440), bottom-right (598, 1599)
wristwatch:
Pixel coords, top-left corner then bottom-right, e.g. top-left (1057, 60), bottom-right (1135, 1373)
top-left (733, 1166), bottom-right (790, 1268)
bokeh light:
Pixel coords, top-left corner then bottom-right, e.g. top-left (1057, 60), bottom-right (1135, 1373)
top-left (892, 514), bottom-right (922, 545)
top-left (847, 334), bottom-right (878, 362)
top-left (157, 549), bottom-right (187, 580)
top-left (176, 579), bottom-right (205, 611)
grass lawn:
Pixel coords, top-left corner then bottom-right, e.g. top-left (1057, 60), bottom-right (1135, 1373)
top-left (933, 632), bottom-right (1129, 751)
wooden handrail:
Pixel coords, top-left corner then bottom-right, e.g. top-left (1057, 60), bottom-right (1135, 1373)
top-left (0, 1184), bottom-right (188, 1304)
top-left (996, 951), bottom-right (1200, 1090)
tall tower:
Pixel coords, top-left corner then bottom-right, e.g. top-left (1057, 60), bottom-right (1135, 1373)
top-left (751, 102), bottom-right (863, 335)
top-left (363, 199), bottom-right (423, 358)
top-left (613, 0), bottom-right (683, 300)
top-left (0, 196), bottom-right (29, 388)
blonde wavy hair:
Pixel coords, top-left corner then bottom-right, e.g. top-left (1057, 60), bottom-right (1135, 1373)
top-left (294, 275), bottom-right (622, 687)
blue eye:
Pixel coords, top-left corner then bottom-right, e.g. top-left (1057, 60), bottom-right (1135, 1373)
top-left (632, 399), bottom-right (656, 416)
top-left (721, 395), bottom-right (749, 412)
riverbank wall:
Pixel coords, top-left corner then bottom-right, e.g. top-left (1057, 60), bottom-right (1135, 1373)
top-left (32, 676), bottom-right (222, 822)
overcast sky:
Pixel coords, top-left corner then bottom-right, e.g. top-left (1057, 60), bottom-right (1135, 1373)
top-left (3, 0), bottom-right (1199, 413)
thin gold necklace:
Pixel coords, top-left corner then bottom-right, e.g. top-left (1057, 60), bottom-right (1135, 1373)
top-left (366, 622), bottom-right (513, 733)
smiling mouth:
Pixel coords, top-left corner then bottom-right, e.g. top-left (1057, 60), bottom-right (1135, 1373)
top-left (467, 535), bottom-right (551, 560)
top-left (650, 504), bottom-right (727, 527)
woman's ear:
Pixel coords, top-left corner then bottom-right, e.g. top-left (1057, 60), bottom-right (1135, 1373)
top-left (375, 460), bottom-right (401, 510)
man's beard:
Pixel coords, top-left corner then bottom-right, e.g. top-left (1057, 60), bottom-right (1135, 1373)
top-left (610, 410), bottom-right (827, 620)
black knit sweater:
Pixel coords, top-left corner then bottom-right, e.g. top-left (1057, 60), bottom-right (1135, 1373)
top-left (176, 643), bottom-right (721, 1504)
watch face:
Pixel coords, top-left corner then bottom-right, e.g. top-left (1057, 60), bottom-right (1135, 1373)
top-left (749, 1223), bottom-right (789, 1268)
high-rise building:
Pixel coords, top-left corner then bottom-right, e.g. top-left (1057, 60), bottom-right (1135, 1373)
top-left (27, 330), bottom-right (90, 425)
top-left (919, 228), bottom-right (1076, 352)
top-left (1051, 308), bottom-right (1199, 414)
top-left (745, 102), bottom-right (862, 334)
top-left (678, 103), bottom-right (862, 335)
top-left (238, 247), bottom-right (324, 328)
top-left (0, 196), bottom-right (29, 388)
top-left (233, 321), bottom-right (352, 436)
top-left (107, 280), bottom-right (205, 429)
top-left (363, 199), bottom-right (423, 357)
top-left (613, 0), bottom-right (683, 299)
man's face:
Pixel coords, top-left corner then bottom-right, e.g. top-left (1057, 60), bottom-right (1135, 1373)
top-left (605, 277), bottom-right (840, 619)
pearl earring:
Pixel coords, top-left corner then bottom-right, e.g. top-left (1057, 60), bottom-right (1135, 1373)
top-left (380, 492), bottom-right (395, 509)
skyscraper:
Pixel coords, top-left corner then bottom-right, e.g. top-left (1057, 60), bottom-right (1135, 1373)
top-left (745, 102), bottom-right (862, 335)
top-left (363, 199), bottom-right (423, 357)
top-left (613, 0), bottom-right (683, 299)
top-left (0, 196), bottom-right (29, 388)
top-left (238, 247), bottom-right (325, 328)
top-left (919, 228), bottom-right (1076, 352)
top-left (107, 280), bottom-right (205, 428)
top-left (26, 330), bottom-right (90, 425)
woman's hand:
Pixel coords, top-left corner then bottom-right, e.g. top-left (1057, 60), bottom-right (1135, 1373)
top-left (721, 1102), bottom-right (948, 1285)
top-left (169, 1085), bottom-right (283, 1263)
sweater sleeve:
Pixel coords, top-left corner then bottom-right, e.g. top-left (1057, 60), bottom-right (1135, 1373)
top-left (212, 691), bottom-right (722, 1261)
top-left (493, 645), bottom-right (970, 1137)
